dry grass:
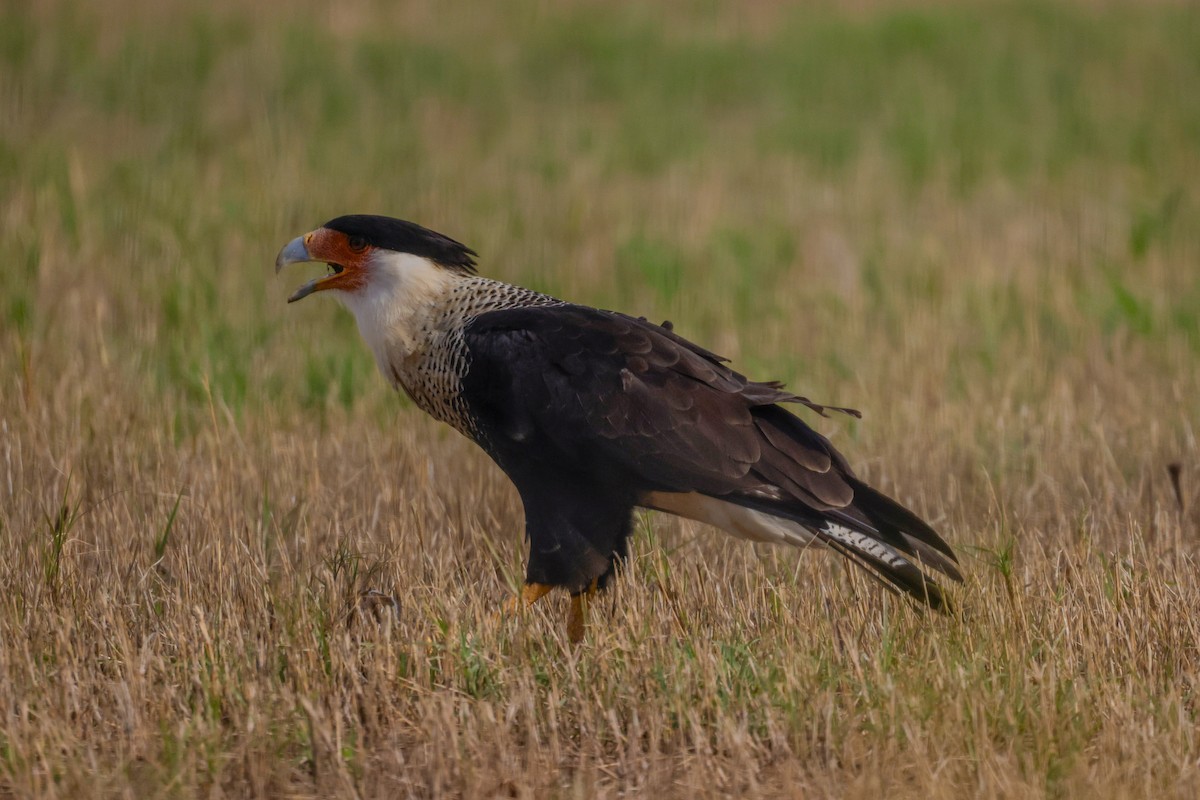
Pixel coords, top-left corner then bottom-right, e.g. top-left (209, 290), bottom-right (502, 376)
top-left (3, 0), bottom-right (1200, 797)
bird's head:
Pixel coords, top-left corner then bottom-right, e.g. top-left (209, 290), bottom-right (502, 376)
top-left (275, 214), bottom-right (478, 303)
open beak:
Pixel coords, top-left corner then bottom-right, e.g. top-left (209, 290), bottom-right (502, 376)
top-left (274, 235), bottom-right (321, 303)
top-left (275, 232), bottom-right (351, 303)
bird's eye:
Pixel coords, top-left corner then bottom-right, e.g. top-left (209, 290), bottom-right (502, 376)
top-left (347, 236), bottom-right (367, 252)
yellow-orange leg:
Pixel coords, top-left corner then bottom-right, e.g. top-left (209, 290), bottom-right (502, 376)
top-left (566, 579), bottom-right (599, 644)
top-left (502, 582), bottom-right (554, 616)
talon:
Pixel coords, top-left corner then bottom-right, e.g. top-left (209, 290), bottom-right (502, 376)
top-left (500, 582), bottom-right (554, 617)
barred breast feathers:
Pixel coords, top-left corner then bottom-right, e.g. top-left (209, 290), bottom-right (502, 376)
top-left (337, 250), bottom-right (561, 435)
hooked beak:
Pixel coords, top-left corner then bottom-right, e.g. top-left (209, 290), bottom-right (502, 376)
top-left (275, 236), bottom-right (311, 273)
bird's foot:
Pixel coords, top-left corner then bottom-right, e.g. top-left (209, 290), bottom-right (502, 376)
top-left (500, 582), bottom-right (554, 617)
top-left (500, 580), bottom-right (598, 643)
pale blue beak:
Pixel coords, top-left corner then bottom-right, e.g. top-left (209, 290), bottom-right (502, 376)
top-left (275, 235), bottom-right (311, 272)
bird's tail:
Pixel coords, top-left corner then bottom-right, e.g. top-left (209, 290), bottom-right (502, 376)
top-left (645, 486), bottom-right (961, 609)
top-left (723, 483), bottom-right (961, 611)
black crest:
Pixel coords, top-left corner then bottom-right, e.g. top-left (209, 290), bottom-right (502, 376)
top-left (323, 214), bottom-right (478, 274)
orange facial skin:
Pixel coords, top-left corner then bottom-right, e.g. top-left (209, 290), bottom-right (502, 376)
top-left (279, 228), bottom-right (371, 302)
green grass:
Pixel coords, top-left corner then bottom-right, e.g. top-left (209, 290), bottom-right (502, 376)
top-left (2, 0), bottom-right (1200, 796)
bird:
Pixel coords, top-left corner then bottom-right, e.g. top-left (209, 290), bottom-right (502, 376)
top-left (276, 214), bottom-right (962, 641)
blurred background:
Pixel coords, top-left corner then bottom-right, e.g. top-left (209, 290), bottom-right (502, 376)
top-left (4, 0), bottom-right (1197, 434)
top-left (3, 2), bottom-right (1200, 794)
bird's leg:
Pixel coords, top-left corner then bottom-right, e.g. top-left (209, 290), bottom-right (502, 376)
top-left (501, 582), bottom-right (554, 616)
top-left (567, 595), bottom-right (587, 643)
top-left (566, 578), bottom-right (599, 644)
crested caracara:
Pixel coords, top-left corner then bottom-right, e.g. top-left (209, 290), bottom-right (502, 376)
top-left (276, 215), bottom-right (962, 641)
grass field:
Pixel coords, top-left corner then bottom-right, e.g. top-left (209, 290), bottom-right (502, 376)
top-left (3, 0), bottom-right (1200, 796)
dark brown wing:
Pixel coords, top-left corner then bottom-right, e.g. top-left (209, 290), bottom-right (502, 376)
top-left (460, 304), bottom-right (960, 605)
top-left (461, 306), bottom-right (849, 496)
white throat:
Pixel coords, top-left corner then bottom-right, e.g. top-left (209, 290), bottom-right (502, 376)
top-left (335, 251), bottom-right (461, 379)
